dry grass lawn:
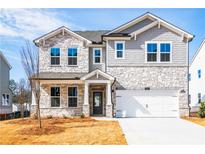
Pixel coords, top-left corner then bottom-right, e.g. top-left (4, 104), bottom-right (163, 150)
top-left (182, 117), bottom-right (205, 126)
top-left (0, 117), bottom-right (127, 145)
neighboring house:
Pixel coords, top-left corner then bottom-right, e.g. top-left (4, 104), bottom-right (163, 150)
top-left (189, 40), bottom-right (205, 112)
top-left (12, 103), bottom-right (30, 112)
top-left (0, 51), bottom-right (12, 117)
top-left (31, 12), bottom-right (193, 118)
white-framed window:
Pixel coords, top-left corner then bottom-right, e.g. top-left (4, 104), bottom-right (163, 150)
top-left (68, 48), bottom-right (78, 66)
top-left (145, 41), bottom-right (172, 63)
top-left (115, 41), bottom-right (125, 59)
top-left (68, 86), bottom-right (78, 107)
top-left (160, 43), bottom-right (171, 62)
top-left (50, 87), bottom-right (60, 107)
top-left (2, 94), bottom-right (9, 106)
top-left (50, 48), bottom-right (60, 65)
top-left (93, 48), bottom-right (102, 64)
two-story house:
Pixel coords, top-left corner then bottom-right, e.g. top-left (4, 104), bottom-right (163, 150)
top-left (189, 40), bottom-right (205, 112)
top-left (31, 12), bottom-right (193, 118)
top-left (0, 51), bottom-right (12, 118)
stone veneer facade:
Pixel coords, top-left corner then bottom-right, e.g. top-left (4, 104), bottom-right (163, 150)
top-left (107, 66), bottom-right (189, 116)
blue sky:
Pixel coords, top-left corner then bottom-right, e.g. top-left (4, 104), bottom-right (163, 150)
top-left (0, 8), bottom-right (205, 82)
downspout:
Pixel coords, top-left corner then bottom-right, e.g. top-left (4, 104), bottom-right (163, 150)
top-left (187, 39), bottom-right (190, 116)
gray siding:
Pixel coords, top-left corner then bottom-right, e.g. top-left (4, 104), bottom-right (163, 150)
top-left (89, 47), bottom-right (106, 72)
top-left (107, 26), bottom-right (188, 67)
top-left (0, 55), bottom-right (12, 114)
top-left (120, 18), bottom-right (153, 34)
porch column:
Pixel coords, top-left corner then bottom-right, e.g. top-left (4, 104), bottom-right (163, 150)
top-left (106, 82), bottom-right (113, 117)
top-left (83, 82), bottom-right (90, 117)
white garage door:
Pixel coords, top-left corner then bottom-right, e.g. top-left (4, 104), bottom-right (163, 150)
top-left (116, 90), bottom-right (179, 118)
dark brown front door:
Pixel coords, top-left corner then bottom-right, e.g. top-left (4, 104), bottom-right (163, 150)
top-left (93, 92), bottom-right (103, 115)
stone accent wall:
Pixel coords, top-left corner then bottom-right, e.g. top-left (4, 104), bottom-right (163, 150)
top-left (106, 105), bottom-right (113, 117)
top-left (107, 66), bottom-right (189, 116)
top-left (39, 83), bottom-right (84, 117)
top-left (39, 32), bottom-right (89, 73)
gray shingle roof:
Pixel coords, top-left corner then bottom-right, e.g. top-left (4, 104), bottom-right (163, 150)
top-left (74, 30), bottom-right (109, 43)
top-left (32, 72), bottom-right (87, 80)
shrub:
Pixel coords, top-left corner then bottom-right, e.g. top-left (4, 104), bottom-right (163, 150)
top-left (198, 102), bottom-right (205, 118)
top-left (47, 115), bottom-right (53, 119)
top-left (81, 113), bottom-right (85, 118)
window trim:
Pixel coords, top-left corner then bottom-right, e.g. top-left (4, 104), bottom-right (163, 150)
top-left (2, 93), bottom-right (10, 106)
top-left (93, 48), bottom-right (102, 64)
top-left (145, 41), bottom-right (172, 63)
top-left (115, 41), bottom-right (125, 59)
top-left (67, 47), bottom-right (78, 66)
top-left (50, 86), bottom-right (61, 108)
top-left (67, 85), bottom-right (78, 108)
top-left (50, 47), bottom-right (61, 66)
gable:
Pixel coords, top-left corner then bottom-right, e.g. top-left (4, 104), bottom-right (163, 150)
top-left (34, 26), bottom-right (91, 47)
top-left (105, 12), bottom-right (194, 41)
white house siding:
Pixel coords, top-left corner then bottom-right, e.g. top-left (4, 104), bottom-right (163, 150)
top-left (189, 41), bottom-right (205, 111)
top-left (39, 32), bottom-right (89, 73)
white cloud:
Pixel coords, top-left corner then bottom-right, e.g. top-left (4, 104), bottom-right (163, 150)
top-left (0, 9), bottom-right (84, 40)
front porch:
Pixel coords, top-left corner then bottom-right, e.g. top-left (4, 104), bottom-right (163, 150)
top-left (81, 69), bottom-right (115, 118)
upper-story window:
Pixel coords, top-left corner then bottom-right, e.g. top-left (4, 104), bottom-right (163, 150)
top-left (2, 94), bottom-right (9, 106)
top-left (50, 48), bottom-right (60, 65)
top-left (93, 48), bottom-right (102, 64)
top-left (51, 87), bottom-right (60, 107)
top-left (147, 43), bottom-right (157, 62)
top-left (68, 48), bottom-right (77, 66)
top-left (146, 42), bottom-right (172, 62)
top-left (160, 43), bottom-right (171, 62)
top-left (115, 41), bottom-right (125, 59)
top-left (198, 69), bottom-right (201, 78)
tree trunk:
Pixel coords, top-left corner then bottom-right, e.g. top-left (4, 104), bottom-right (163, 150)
top-left (36, 98), bottom-right (42, 128)
top-left (20, 104), bottom-right (24, 118)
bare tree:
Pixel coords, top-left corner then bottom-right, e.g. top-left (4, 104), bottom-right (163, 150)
top-left (20, 40), bottom-right (42, 128)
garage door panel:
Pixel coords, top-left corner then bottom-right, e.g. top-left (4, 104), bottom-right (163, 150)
top-left (116, 90), bottom-right (179, 118)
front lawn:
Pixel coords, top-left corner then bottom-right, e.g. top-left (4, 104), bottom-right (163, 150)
top-left (0, 117), bottom-right (127, 145)
top-left (182, 117), bottom-right (205, 126)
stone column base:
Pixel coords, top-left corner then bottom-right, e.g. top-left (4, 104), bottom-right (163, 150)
top-left (179, 108), bottom-right (189, 117)
top-left (30, 105), bottom-right (37, 118)
top-left (106, 104), bottom-right (113, 117)
top-left (83, 104), bottom-right (90, 117)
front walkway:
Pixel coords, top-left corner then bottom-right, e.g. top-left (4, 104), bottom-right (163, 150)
top-left (118, 118), bottom-right (205, 145)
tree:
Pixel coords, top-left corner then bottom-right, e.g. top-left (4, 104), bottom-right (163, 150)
top-left (20, 41), bottom-right (42, 128)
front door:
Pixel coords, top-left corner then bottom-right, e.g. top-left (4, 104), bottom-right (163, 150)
top-left (93, 92), bottom-right (103, 115)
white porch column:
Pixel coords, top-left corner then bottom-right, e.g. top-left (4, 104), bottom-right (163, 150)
top-left (106, 82), bottom-right (112, 105)
top-left (84, 82), bottom-right (89, 105)
top-left (83, 81), bottom-right (90, 117)
top-left (106, 82), bottom-right (113, 117)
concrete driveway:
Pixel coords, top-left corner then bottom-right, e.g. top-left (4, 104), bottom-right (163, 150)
top-left (118, 118), bottom-right (205, 144)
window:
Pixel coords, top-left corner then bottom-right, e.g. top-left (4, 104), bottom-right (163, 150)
top-left (50, 48), bottom-right (60, 65)
top-left (68, 48), bottom-right (77, 65)
top-left (160, 43), bottom-right (171, 62)
top-left (198, 69), bottom-right (201, 78)
top-left (147, 43), bottom-right (157, 62)
top-left (146, 42), bottom-right (172, 62)
top-left (93, 48), bottom-right (102, 64)
top-left (115, 41), bottom-right (125, 58)
top-left (51, 87), bottom-right (60, 107)
top-left (2, 94), bottom-right (9, 106)
top-left (188, 73), bottom-right (191, 81)
top-left (198, 93), bottom-right (201, 104)
top-left (68, 87), bottom-right (78, 107)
